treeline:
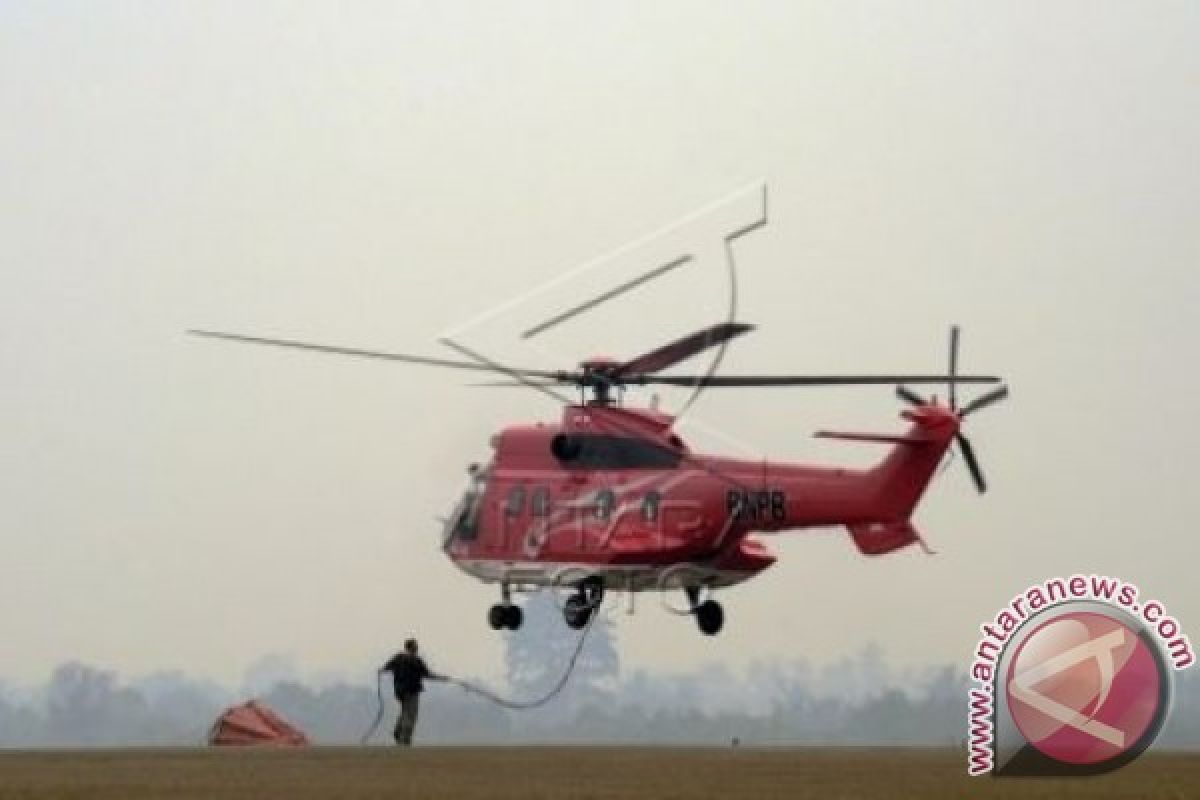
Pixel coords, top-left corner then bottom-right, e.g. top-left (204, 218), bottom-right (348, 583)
top-left (2, 658), bottom-right (1199, 747)
top-left (2, 596), bottom-right (1198, 747)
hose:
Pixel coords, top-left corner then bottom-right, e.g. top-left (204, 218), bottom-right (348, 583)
top-left (451, 598), bottom-right (600, 710)
top-left (359, 595), bottom-right (601, 744)
top-left (359, 670), bottom-right (387, 745)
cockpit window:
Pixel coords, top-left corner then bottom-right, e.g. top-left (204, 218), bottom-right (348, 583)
top-left (450, 498), bottom-right (478, 542)
top-left (554, 435), bottom-right (681, 470)
top-left (446, 464), bottom-right (488, 544)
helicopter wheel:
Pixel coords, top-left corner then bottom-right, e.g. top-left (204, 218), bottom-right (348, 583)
top-left (563, 578), bottom-right (604, 629)
top-left (563, 594), bottom-right (592, 630)
top-left (488, 604), bottom-right (523, 631)
top-left (694, 599), bottom-right (724, 636)
top-left (487, 604), bottom-right (506, 630)
top-left (503, 604), bottom-right (523, 630)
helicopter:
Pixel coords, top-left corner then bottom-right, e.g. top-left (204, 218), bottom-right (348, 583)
top-left (190, 322), bottom-right (1007, 636)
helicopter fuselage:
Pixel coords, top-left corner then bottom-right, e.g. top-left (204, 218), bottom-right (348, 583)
top-left (441, 402), bottom-right (961, 594)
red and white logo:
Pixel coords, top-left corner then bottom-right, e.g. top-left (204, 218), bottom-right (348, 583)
top-left (968, 577), bottom-right (1191, 776)
top-left (1005, 611), bottom-right (1164, 766)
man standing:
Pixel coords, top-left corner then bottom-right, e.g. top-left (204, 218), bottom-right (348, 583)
top-left (379, 638), bottom-right (446, 746)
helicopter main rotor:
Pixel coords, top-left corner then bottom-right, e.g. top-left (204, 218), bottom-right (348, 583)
top-left (188, 322), bottom-right (1001, 406)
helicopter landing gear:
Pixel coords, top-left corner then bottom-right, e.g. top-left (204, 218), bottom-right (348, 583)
top-left (488, 603), bottom-right (522, 630)
top-left (686, 586), bottom-right (724, 636)
top-left (563, 578), bottom-right (604, 629)
top-left (488, 583), bottom-right (523, 631)
top-left (694, 600), bottom-right (724, 635)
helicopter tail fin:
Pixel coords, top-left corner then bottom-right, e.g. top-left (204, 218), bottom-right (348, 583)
top-left (864, 408), bottom-right (959, 520)
top-left (811, 407), bottom-right (959, 555)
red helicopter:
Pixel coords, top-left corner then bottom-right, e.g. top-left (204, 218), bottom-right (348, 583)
top-left (190, 323), bottom-right (1007, 636)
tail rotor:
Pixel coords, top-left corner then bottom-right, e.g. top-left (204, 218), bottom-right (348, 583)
top-left (896, 326), bottom-right (1008, 494)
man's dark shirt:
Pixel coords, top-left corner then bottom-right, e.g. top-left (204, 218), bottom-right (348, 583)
top-left (383, 652), bottom-right (431, 696)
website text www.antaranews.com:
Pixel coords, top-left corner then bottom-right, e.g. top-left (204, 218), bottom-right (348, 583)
top-left (966, 574), bottom-right (1193, 776)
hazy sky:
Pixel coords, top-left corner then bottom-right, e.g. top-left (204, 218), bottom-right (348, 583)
top-left (2, 2), bottom-right (1197, 687)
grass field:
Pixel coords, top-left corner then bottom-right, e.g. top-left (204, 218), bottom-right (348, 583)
top-left (0, 747), bottom-right (1197, 799)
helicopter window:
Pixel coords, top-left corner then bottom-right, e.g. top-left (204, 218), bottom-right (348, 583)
top-left (593, 489), bottom-right (616, 521)
top-left (530, 487), bottom-right (551, 517)
top-left (504, 485), bottom-right (526, 516)
top-left (451, 489), bottom-right (481, 542)
top-left (446, 463), bottom-right (489, 545)
top-left (452, 503), bottom-right (478, 541)
top-left (641, 490), bottom-right (661, 522)
top-left (558, 435), bottom-right (681, 470)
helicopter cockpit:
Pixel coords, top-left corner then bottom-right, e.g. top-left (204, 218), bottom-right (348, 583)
top-left (442, 462), bottom-right (489, 548)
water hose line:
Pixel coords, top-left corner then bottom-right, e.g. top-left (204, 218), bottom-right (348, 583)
top-left (359, 596), bottom-right (601, 744)
top-left (359, 670), bottom-right (387, 745)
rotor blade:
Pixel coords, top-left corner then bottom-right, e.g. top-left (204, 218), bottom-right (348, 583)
top-left (956, 433), bottom-right (987, 494)
top-left (614, 322), bottom-right (755, 377)
top-left (469, 379), bottom-right (571, 387)
top-left (437, 338), bottom-right (576, 406)
top-left (637, 373), bottom-right (1001, 388)
top-left (948, 325), bottom-right (960, 411)
top-left (896, 385), bottom-right (927, 406)
top-left (959, 385), bottom-right (1009, 417)
top-left (188, 330), bottom-right (563, 380)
